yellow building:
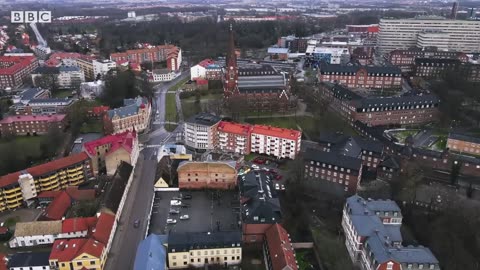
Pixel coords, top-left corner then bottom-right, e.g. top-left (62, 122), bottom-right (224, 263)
top-left (167, 232), bottom-right (242, 269)
top-left (49, 238), bottom-right (106, 270)
top-left (76, 56), bottom-right (95, 81)
top-left (0, 152), bottom-right (93, 212)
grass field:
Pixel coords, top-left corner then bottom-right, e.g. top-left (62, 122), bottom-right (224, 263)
top-left (165, 92), bottom-right (178, 123)
top-left (53, 89), bottom-right (73, 98)
top-left (0, 136), bottom-right (45, 159)
top-left (80, 120), bottom-right (103, 134)
top-left (168, 77), bottom-right (189, 93)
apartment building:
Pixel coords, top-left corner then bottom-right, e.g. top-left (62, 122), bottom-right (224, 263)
top-left (93, 59), bottom-right (117, 79)
top-left (263, 223), bottom-right (298, 270)
top-left (305, 47), bottom-right (350, 64)
top-left (110, 45), bottom-right (181, 71)
top-left (167, 232), bottom-right (242, 269)
top-left (239, 171), bottom-right (282, 243)
top-left (319, 82), bottom-right (440, 126)
top-left (215, 121), bottom-right (252, 155)
top-left (205, 64), bottom-right (222, 80)
top-left (190, 59), bottom-right (215, 80)
top-left (0, 153), bottom-right (93, 212)
top-left (14, 98), bottom-right (75, 116)
top-left (377, 17), bottom-right (480, 55)
top-left (447, 133), bottom-right (480, 156)
top-left (8, 252), bottom-right (51, 270)
top-left (304, 148), bottom-right (363, 193)
top-left (0, 114), bottom-right (66, 137)
top-left (76, 55), bottom-right (96, 81)
top-left (83, 130), bottom-right (139, 175)
top-left (103, 96), bottom-right (151, 134)
top-left (0, 55), bottom-right (39, 90)
top-left (414, 58), bottom-right (460, 78)
top-left (388, 49), bottom-right (468, 73)
top-left (318, 63), bottom-right (402, 89)
top-left (184, 113), bottom-right (221, 151)
top-left (149, 69), bottom-right (177, 82)
top-left (177, 161), bottom-right (237, 189)
top-left (58, 66), bottom-right (85, 88)
top-left (12, 87), bottom-right (50, 104)
top-left (342, 195), bottom-right (440, 270)
top-left (250, 125), bottom-right (302, 159)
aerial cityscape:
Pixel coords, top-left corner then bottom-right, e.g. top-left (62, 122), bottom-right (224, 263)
top-left (0, 0), bottom-right (479, 269)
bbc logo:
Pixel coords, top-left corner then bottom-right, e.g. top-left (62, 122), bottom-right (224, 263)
top-left (11, 11), bottom-right (51, 23)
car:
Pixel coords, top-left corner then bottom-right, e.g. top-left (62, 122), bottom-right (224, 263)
top-left (281, 184), bottom-right (285, 190)
top-left (183, 194), bottom-right (192, 200)
top-left (170, 209), bottom-right (180, 214)
top-left (133, 219), bottom-right (140, 228)
top-left (172, 197), bottom-right (182, 201)
top-left (253, 157), bottom-right (266, 164)
top-left (180, 215), bottom-right (190, 220)
top-left (170, 200), bottom-right (181, 206)
top-left (251, 164), bottom-right (260, 170)
top-left (166, 219), bottom-right (177, 224)
top-left (181, 204), bottom-right (190, 208)
top-left (275, 183), bottom-right (280, 190)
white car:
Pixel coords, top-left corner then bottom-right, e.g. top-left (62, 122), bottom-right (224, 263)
top-left (251, 165), bottom-right (259, 170)
top-left (275, 183), bottom-right (280, 190)
top-left (180, 215), bottom-right (189, 220)
top-left (170, 200), bottom-right (181, 206)
top-left (281, 184), bottom-right (285, 190)
top-left (167, 219), bottom-right (177, 224)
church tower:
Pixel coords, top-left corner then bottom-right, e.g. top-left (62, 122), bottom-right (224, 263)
top-left (223, 23), bottom-right (239, 97)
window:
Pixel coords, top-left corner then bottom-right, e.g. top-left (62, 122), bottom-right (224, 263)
top-left (77, 262), bottom-right (82, 266)
top-left (173, 262), bottom-right (177, 266)
top-left (387, 262), bottom-right (394, 270)
top-left (172, 256), bottom-right (176, 259)
top-left (90, 260), bottom-right (96, 265)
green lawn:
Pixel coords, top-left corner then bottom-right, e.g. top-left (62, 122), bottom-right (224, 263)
top-left (165, 93), bottom-right (178, 123)
top-left (182, 93), bottom-right (222, 102)
top-left (80, 120), bottom-right (103, 134)
top-left (53, 89), bottom-right (73, 98)
top-left (168, 77), bottom-right (189, 93)
top-left (0, 136), bottom-right (45, 159)
top-left (311, 228), bottom-right (353, 270)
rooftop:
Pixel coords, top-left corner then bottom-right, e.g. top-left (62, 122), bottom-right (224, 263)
top-left (304, 148), bottom-right (362, 171)
top-left (448, 132), bottom-right (480, 144)
top-left (8, 252), bottom-right (50, 268)
top-left (0, 114), bottom-right (66, 124)
top-left (83, 130), bottom-right (137, 157)
top-left (251, 125), bottom-right (301, 140)
top-left (177, 161), bottom-right (237, 174)
top-left (185, 113), bottom-right (221, 126)
top-left (265, 224), bottom-right (298, 270)
top-left (49, 239), bottom-right (87, 262)
top-left (196, 58), bottom-right (215, 68)
top-left (42, 191), bottom-right (72, 220)
top-left (134, 234), bottom-right (167, 270)
top-left (319, 63), bottom-right (401, 75)
top-left (62, 217), bottom-right (97, 234)
top-left (14, 220), bottom-right (62, 237)
top-left (217, 121), bottom-right (252, 136)
top-left (33, 66), bottom-right (60, 74)
top-left (107, 96), bottom-right (149, 119)
top-left (168, 231), bottom-right (242, 252)
top-left (0, 55), bottom-right (37, 75)
top-left (92, 212), bottom-right (115, 245)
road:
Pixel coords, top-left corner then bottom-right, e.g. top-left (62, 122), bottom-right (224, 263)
top-left (105, 72), bottom-right (189, 270)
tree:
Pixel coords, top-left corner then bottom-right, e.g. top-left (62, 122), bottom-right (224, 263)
top-left (101, 69), bottom-right (139, 108)
top-left (40, 127), bottom-right (65, 159)
top-left (67, 100), bottom-right (90, 136)
top-left (34, 74), bottom-right (59, 93)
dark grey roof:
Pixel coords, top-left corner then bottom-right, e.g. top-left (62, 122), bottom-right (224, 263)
top-left (415, 57), bottom-right (460, 65)
top-left (20, 88), bottom-right (45, 101)
top-left (322, 82), bottom-right (362, 101)
top-left (448, 132), bottom-right (480, 144)
top-left (59, 66), bottom-right (81, 72)
top-left (29, 98), bottom-right (73, 104)
top-left (379, 156), bottom-right (401, 169)
top-left (304, 148), bottom-right (362, 171)
top-left (238, 87), bottom-right (285, 94)
top-left (8, 252), bottom-right (50, 267)
top-left (168, 231), bottom-right (242, 252)
top-left (318, 133), bottom-right (383, 157)
top-left (238, 64), bottom-right (279, 76)
top-left (346, 195), bottom-right (401, 216)
top-left (353, 94), bottom-right (440, 110)
top-left (107, 96), bottom-right (148, 119)
top-left (185, 113), bottom-right (221, 126)
top-left (237, 74), bottom-right (285, 89)
top-left (33, 66), bottom-right (60, 74)
top-left (239, 171), bottom-right (281, 224)
top-left (320, 63), bottom-right (401, 75)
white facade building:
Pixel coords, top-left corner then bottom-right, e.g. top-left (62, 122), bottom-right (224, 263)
top-left (377, 17), bottom-right (480, 54)
top-left (150, 69), bottom-right (178, 82)
top-left (9, 221), bottom-right (62, 248)
top-left (58, 66), bottom-right (85, 88)
top-left (250, 125), bottom-right (302, 159)
top-left (190, 59), bottom-right (215, 80)
top-left (93, 59), bottom-right (117, 78)
top-left (18, 173), bottom-right (37, 201)
top-left (184, 113), bottom-right (221, 151)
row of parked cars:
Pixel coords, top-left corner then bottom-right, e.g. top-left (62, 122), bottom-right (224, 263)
top-left (167, 193), bottom-right (193, 224)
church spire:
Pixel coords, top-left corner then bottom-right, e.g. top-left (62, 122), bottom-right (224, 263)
top-left (224, 22), bottom-right (239, 97)
top-left (226, 22), bottom-right (237, 69)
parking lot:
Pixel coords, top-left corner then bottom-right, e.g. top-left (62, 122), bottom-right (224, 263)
top-left (149, 190), bottom-right (241, 235)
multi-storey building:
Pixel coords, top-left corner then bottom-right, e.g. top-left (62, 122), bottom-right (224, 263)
top-left (342, 195), bottom-right (440, 270)
top-left (148, 69), bottom-right (177, 82)
top-left (184, 113), bottom-right (221, 151)
top-left (239, 171), bottom-right (282, 243)
top-left (0, 153), bottom-right (93, 212)
top-left (93, 59), bottom-right (117, 79)
top-left (205, 64), bottom-right (223, 80)
top-left (317, 133), bottom-right (384, 170)
top-left (215, 121), bottom-right (252, 155)
top-left (13, 98), bottom-right (75, 116)
top-left (263, 223), bottom-right (298, 270)
top-left (377, 17), bottom-right (480, 55)
top-left (414, 58), bottom-right (460, 78)
top-left (83, 130), bottom-right (139, 175)
top-left (447, 133), bottom-right (480, 156)
top-left (277, 35), bottom-right (309, 53)
top-left (190, 59), bottom-right (215, 80)
top-left (388, 49), bottom-right (468, 73)
top-left (304, 148), bottom-right (363, 193)
top-left (76, 55), bottom-right (96, 81)
top-left (12, 87), bottom-right (50, 104)
top-left (103, 96), bottom-right (151, 134)
top-left (318, 63), bottom-right (402, 89)
top-left (319, 82), bottom-right (440, 126)
top-left (177, 161), bottom-right (237, 189)
top-left (7, 252), bottom-right (51, 270)
top-left (167, 232), bottom-right (242, 269)
top-left (346, 24), bottom-right (379, 38)
top-left (305, 47), bottom-right (350, 65)
top-left (57, 66), bottom-right (85, 88)
top-left (110, 45), bottom-right (182, 71)
top-left (250, 125), bottom-right (302, 159)
top-left (44, 52), bottom-right (82, 67)
top-left (0, 114), bottom-right (66, 137)
top-left (0, 55), bottom-right (39, 89)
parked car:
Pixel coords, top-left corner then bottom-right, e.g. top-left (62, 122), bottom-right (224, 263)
top-left (181, 204), bottom-right (190, 208)
top-left (170, 209), bottom-right (180, 214)
top-left (281, 184), bottom-right (285, 190)
top-left (167, 219), bottom-right (177, 224)
top-left (183, 194), bottom-right (192, 200)
top-left (251, 164), bottom-right (260, 170)
top-left (170, 200), bottom-right (181, 206)
top-left (133, 219), bottom-right (140, 228)
top-left (180, 215), bottom-right (190, 220)
top-left (253, 157), bottom-right (266, 164)
top-left (172, 197), bottom-right (182, 201)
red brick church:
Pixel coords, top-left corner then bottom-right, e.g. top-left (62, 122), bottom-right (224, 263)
top-left (223, 25), bottom-right (295, 112)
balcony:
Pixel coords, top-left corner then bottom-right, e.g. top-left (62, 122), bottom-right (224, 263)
top-left (7, 201), bottom-right (22, 209)
top-left (4, 187), bottom-right (21, 194)
top-left (4, 191), bottom-right (22, 199)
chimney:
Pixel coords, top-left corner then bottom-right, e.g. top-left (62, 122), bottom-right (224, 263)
top-left (450, 1), bottom-right (459, 19)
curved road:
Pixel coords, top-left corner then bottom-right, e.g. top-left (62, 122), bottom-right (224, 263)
top-left (105, 72), bottom-right (189, 270)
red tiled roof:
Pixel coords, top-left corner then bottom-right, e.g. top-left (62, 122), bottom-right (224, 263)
top-left (62, 218), bottom-right (90, 233)
top-left (265, 223), bottom-right (298, 270)
top-left (110, 45), bottom-right (176, 59)
top-left (37, 190), bottom-right (62, 199)
top-left (251, 124), bottom-right (301, 140)
top-left (50, 239), bottom-right (87, 262)
top-left (66, 186), bottom-right (96, 201)
top-left (217, 121), bottom-right (252, 136)
top-left (89, 106), bottom-right (110, 116)
top-left (196, 79), bottom-right (208, 85)
top-left (0, 56), bottom-right (37, 75)
top-left (92, 212), bottom-right (115, 245)
top-left (77, 238), bottom-right (105, 258)
top-left (44, 192), bottom-right (72, 220)
top-left (197, 59), bottom-right (215, 68)
top-left (0, 253), bottom-right (6, 270)
top-left (83, 131), bottom-right (136, 157)
top-left (0, 227), bottom-right (8, 234)
top-left (0, 114), bottom-right (66, 124)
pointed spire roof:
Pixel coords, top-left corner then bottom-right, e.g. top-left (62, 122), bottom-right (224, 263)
top-left (226, 22), bottom-right (237, 68)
